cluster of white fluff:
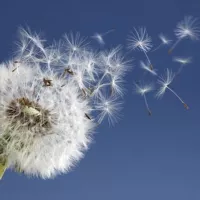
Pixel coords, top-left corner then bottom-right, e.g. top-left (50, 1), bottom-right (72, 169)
top-left (0, 28), bottom-right (129, 179)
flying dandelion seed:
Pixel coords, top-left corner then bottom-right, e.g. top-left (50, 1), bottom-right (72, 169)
top-left (156, 69), bottom-right (189, 109)
top-left (90, 46), bottom-right (131, 98)
top-left (140, 60), bottom-right (157, 76)
top-left (134, 82), bottom-right (154, 116)
top-left (0, 28), bottom-right (129, 179)
top-left (91, 29), bottom-right (115, 46)
top-left (127, 27), bottom-right (153, 70)
top-left (63, 32), bottom-right (89, 53)
top-left (173, 56), bottom-right (192, 75)
top-left (152, 33), bottom-right (172, 52)
top-left (94, 95), bottom-right (123, 126)
top-left (168, 16), bottom-right (200, 54)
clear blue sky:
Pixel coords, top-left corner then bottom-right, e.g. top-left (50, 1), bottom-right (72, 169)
top-left (1, 0), bottom-right (200, 199)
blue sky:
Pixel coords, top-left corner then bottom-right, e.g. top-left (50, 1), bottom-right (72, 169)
top-left (1, 0), bottom-right (200, 199)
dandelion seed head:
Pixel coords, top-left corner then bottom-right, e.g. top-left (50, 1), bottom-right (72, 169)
top-left (0, 62), bottom-right (94, 178)
top-left (0, 27), bottom-right (130, 179)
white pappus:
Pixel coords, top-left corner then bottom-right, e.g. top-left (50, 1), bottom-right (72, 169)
top-left (0, 28), bottom-right (129, 179)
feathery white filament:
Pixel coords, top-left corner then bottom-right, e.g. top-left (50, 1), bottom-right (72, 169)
top-left (0, 28), bottom-right (129, 179)
top-left (127, 27), bottom-right (153, 67)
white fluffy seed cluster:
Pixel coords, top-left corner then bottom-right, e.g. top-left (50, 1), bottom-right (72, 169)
top-left (0, 28), bottom-right (129, 179)
top-left (0, 63), bottom-right (94, 178)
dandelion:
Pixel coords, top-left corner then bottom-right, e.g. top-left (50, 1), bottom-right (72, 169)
top-left (0, 28), bottom-right (129, 179)
top-left (134, 82), bottom-right (154, 116)
top-left (168, 16), bottom-right (200, 54)
top-left (173, 56), bottom-right (192, 75)
top-left (156, 69), bottom-right (189, 109)
top-left (152, 33), bottom-right (172, 52)
top-left (127, 27), bottom-right (153, 70)
top-left (91, 29), bottom-right (115, 46)
top-left (140, 60), bottom-right (157, 76)
top-left (0, 63), bottom-right (94, 179)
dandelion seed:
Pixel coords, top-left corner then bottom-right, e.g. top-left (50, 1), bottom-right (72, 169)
top-left (134, 82), bottom-right (154, 116)
top-left (127, 27), bottom-right (153, 69)
top-left (66, 68), bottom-right (74, 75)
top-left (12, 68), bottom-right (17, 72)
top-left (173, 56), bottom-right (192, 75)
top-left (11, 60), bottom-right (21, 73)
top-left (94, 96), bottom-right (122, 126)
top-left (62, 68), bottom-right (74, 78)
top-left (169, 16), bottom-right (200, 54)
top-left (43, 78), bottom-right (53, 87)
top-left (156, 69), bottom-right (175, 98)
top-left (109, 75), bottom-right (125, 97)
top-left (14, 28), bottom-right (31, 59)
top-left (90, 46), bottom-right (130, 98)
top-left (152, 33), bottom-right (172, 52)
top-left (140, 60), bottom-right (157, 76)
top-left (63, 32), bottom-right (89, 53)
top-left (91, 29), bottom-right (115, 46)
top-left (156, 69), bottom-right (189, 109)
top-left (173, 56), bottom-right (192, 65)
top-left (85, 113), bottom-right (92, 120)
